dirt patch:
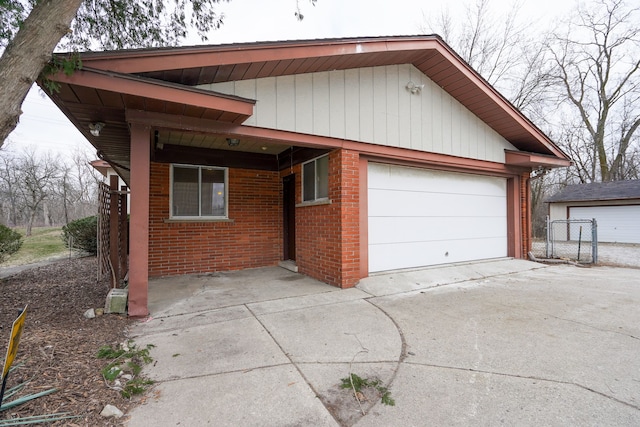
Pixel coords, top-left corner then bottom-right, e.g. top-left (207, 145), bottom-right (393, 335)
top-left (0, 257), bottom-right (135, 426)
top-left (596, 242), bottom-right (640, 268)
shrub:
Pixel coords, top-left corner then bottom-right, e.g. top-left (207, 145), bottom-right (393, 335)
top-left (62, 216), bottom-right (98, 254)
top-left (0, 225), bottom-right (23, 261)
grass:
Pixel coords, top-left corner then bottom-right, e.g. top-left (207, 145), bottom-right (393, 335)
top-left (340, 373), bottom-right (395, 406)
top-left (1, 227), bottom-right (70, 267)
top-left (97, 341), bottom-right (155, 399)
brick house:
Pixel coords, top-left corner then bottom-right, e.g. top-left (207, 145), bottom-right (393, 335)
top-left (43, 36), bottom-right (570, 316)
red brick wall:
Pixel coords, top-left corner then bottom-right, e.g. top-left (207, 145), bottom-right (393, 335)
top-left (295, 149), bottom-right (360, 288)
top-left (148, 163), bottom-right (281, 277)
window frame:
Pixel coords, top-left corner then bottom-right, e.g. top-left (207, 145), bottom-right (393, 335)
top-left (170, 164), bottom-right (229, 219)
top-left (301, 154), bottom-right (329, 203)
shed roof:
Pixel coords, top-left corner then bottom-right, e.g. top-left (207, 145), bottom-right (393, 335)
top-left (546, 180), bottom-right (640, 203)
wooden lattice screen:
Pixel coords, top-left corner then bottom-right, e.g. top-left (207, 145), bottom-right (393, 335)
top-left (97, 176), bottom-right (129, 287)
top-left (97, 181), bottom-right (110, 281)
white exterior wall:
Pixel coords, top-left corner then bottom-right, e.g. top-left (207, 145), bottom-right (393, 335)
top-left (548, 200), bottom-right (640, 222)
top-left (201, 64), bottom-right (517, 163)
top-left (548, 199), bottom-right (640, 242)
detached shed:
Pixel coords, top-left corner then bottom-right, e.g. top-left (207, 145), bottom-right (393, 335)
top-left (547, 180), bottom-right (640, 244)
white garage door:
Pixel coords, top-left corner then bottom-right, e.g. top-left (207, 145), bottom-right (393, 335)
top-left (368, 163), bottom-right (507, 272)
top-left (570, 205), bottom-right (640, 244)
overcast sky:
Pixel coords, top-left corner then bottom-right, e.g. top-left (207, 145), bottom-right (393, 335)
top-left (6, 0), bottom-right (574, 158)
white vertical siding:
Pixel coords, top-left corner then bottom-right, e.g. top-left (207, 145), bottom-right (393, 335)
top-left (255, 77), bottom-right (276, 126)
top-left (398, 65), bottom-right (411, 149)
top-left (276, 75), bottom-right (295, 130)
top-left (202, 64), bottom-right (517, 163)
top-left (329, 70), bottom-right (345, 137)
top-left (344, 69), bottom-right (360, 141)
top-left (294, 74), bottom-right (313, 134)
top-left (359, 68), bottom-right (374, 142)
top-left (312, 73), bottom-right (330, 135)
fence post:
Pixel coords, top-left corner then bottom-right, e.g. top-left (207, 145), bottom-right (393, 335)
top-left (545, 215), bottom-right (550, 258)
top-left (592, 218), bottom-right (598, 264)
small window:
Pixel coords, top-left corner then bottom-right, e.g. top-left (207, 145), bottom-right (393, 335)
top-left (302, 155), bottom-right (329, 202)
top-left (171, 165), bottom-right (227, 218)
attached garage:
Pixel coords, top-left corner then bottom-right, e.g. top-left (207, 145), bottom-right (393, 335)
top-left (368, 163), bottom-right (507, 272)
top-left (569, 205), bottom-right (640, 244)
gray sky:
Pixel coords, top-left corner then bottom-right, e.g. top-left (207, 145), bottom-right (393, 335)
top-left (7, 0), bottom-right (574, 158)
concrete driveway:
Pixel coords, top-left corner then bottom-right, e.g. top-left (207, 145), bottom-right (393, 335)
top-left (126, 259), bottom-right (640, 426)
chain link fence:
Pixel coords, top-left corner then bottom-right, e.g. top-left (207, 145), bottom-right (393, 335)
top-left (531, 216), bottom-right (598, 264)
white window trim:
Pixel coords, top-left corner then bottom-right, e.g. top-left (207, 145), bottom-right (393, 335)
top-left (170, 164), bottom-right (229, 219)
top-left (301, 154), bottom-right (329, 203)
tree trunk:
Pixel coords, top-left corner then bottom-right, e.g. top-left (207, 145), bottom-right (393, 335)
top-left (43, 201), bottom-right (51, 227)
top-left (25, 210), bottom-right (36, 237)
top-left (0, 0), bottom-right (84, 146)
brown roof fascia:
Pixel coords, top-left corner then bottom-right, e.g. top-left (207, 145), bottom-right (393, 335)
top-left (429, 42), bottom-right (570, 162)
top-left (50, 67), bottom-right (255, 117)
top-left (505, 150), bottom-right (572, 168)
top-left (68, 36), bottom-right (444, 74)
top-left (126, 109), bottom-right (513, 177)
top-left (89, 159), bottom-right (111, 177)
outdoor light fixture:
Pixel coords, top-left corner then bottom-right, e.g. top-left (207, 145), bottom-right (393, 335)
top-left (89, 122), bottom-right (105, 137)
top-left (226, 138), bottom-right (240, 147)
top-left (406, 81), bottom-right (424, 94)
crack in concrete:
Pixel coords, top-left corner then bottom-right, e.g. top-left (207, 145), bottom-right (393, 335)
top-left (244, 304), bottom-right (342, 427)
top-left (494, 302), bottom-right (640, 341)
top-left (156, 362), bottom-right (293, 384)
top-left (404, 361), bottom-right (640, 412)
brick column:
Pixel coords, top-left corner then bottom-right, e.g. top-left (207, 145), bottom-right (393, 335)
top-left (338, 149), bottom-right (360, 288)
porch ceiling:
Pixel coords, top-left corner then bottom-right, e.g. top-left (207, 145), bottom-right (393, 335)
top-left (157, 131), bottom-right (290, 156)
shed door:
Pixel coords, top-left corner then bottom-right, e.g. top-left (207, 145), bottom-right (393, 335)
top-left (368, 163), bottom-right (507, 273)
top-left (570, 205), bottom-right (640, 244)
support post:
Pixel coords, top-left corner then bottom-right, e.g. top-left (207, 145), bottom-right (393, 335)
top-left (128, 123), bottom-right (151, 317)
top-left (119, 185), bottom-right (129, 278)
top-left (109, 175), bottom-right (119, 288)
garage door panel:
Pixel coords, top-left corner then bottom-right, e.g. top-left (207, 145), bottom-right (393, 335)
top-left (369, 164), bottom-right (506, 196)
top-left (369, 189), bottom-right (506, 218)
top-left (570, 205), bottom-right (640, 244)
top-left (368, 163), bottom-right (508, 273)
top-left (369, 237), bottom-right (507, 272)
top-left (369, 216), bottom-right (507, 244)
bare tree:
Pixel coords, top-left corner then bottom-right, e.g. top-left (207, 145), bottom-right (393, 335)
top-left (53, 148), bottom-right (101, 224)
top-left (0, 145), bottom-right (101, 230)
top-left (0, 151), bottom-right (21, 226)
top-left (14, 149), bottom-right (60, 236)
top-left (549, 0), bottom-right (640, 182)
top-left (421, 0), bottom-right (554, 120)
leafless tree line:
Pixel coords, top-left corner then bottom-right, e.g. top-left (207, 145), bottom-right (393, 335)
top-left (424, 0), bottom-right (639, 236)
top-left (0, 145), bottom-right (101, 236)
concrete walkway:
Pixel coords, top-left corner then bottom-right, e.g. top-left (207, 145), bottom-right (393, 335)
top-left (0, 252), bottom-right (89, 279)
top-left (126, 259), bottom-right (640, 426)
